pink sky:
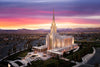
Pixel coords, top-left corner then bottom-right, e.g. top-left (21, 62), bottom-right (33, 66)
top-left (0, 0), bottom-right (100, 29)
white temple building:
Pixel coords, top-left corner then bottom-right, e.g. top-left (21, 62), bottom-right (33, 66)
top-left (33, 9), bottom-right (78, 56)
top-left (46, 9), bottom-right (78, 55)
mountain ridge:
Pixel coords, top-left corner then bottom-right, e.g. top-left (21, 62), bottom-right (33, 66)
top-left (0, 28), bottom-right (100, 34)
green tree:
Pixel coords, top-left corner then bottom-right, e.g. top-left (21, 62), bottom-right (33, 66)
top-left (8, 49), bottom-right (12, 56)
top-left (63, 52), bottom-right (67, 57)
top-left (12, 45), bottom-right (17, 53)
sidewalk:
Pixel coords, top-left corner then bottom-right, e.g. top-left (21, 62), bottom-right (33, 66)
top-left (73, 47), bottom-right (95, 67)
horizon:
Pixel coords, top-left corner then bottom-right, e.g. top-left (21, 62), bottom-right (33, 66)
top-left (0, 0), bottom-right (100, 30)
top-left (0, 27), bottom-right (100, 30)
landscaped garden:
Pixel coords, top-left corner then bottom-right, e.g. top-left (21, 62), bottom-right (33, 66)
top-left (63, 44), bottom-right (93, 62)
top-left (5, 49), bottom-right (29, 60)
top-left (0, 49), bottom-right (29, 67)
top-left (27, 58), bottom-right (76, 67)
top-left (75, 40), bottom-right (100, 48)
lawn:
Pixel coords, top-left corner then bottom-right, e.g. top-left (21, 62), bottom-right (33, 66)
top-left (65, 44), bottom-right (93, 62)
top-left (0, 49), bottom-right (29, 67)
top-left (27, 59), bottom-right (75, 67)
top-left (75, 41), bottom-right (100, 48)
top-left (4, 49), bottom-right (29, 60)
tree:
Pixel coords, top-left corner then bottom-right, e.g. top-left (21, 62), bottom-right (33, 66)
top-left (19, 48), bottom-right (22, 51)
top-left (28, 44), bottom-right (32, 51)
top-left (12, 45), bottom-right (17, 53)
top-left (55, 55), bottom-right (60, 60)
top-left (63, 52), bottom-right (67, 57)
top-left (94, 63), bottom-right (99, 67)
top-left (24, 44), bottom-right (27, 49)
top-left (8, 49), bottom-right (12, 56)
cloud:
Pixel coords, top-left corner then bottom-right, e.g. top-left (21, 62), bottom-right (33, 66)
top-left (0, 0), bottom-right (100, 29)
top-left (0, 0), bottom-right (71, 3)
top-left (0, 0), bottom-right (100, 16)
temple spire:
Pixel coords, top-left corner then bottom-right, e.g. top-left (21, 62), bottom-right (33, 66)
top-left (53, 9), bottom-right (55, 23)
top-left (51, 9), bottom-right (57, 34)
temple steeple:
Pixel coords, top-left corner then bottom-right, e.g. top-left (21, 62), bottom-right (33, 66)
top-left (51, 9), bottom-right (57, 34)
top-left (53, 9), bottom-right (55, 24)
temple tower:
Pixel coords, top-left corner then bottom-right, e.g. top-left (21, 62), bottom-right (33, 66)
top-left (50, 9), bottom-right (57, 34)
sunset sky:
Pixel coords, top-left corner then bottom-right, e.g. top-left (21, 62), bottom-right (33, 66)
top-left (0, 0), bottom-right (100, 30)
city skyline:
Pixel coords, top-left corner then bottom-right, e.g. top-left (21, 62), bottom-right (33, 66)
top-left (0, 0), bottom-right (100, 30)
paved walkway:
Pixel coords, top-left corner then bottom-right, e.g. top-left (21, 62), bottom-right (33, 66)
top-left (87, 48), bottom-right (100, 65)
top-left (79, 48), bottom-right (100, 67)
top-left (61, 47), bottom-right (100, 67)
top-left (8, 52), bottom-right (51, 67)
top-left (73, 47), bottom-right (95, 67)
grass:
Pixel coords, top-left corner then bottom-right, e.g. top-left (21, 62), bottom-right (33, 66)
top-left (27, 59), bottom-right (75, 67)
top-left (4, 49), bottom-right (29, 60)
top-left (65, 40), bottom-right (100, 62)
top-left (0, 62), bottom-right (8, 67)
top-left (65, 44), bottom-right (93, 62)
top-left (75, 41), bottom-right (100, 48)
top-left (0, 49), bottom-right (29, 67)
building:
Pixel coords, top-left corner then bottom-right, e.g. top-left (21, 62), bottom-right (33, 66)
top-left (33, 9), bottom-right (78, 56)
top-left (46, 9), bottom-right (78, 56)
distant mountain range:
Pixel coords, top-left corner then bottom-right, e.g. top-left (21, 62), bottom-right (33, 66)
top-left (0, 28), bottom-right (100, 34)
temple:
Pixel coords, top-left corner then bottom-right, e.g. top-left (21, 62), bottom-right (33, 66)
top-left (33, 9), bottom-right (78, 56)
top-left (46, 9), bottom-right (78, 55)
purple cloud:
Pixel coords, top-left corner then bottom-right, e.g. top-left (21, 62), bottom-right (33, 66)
top-left (0, 0), bottom-right (100, 24)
